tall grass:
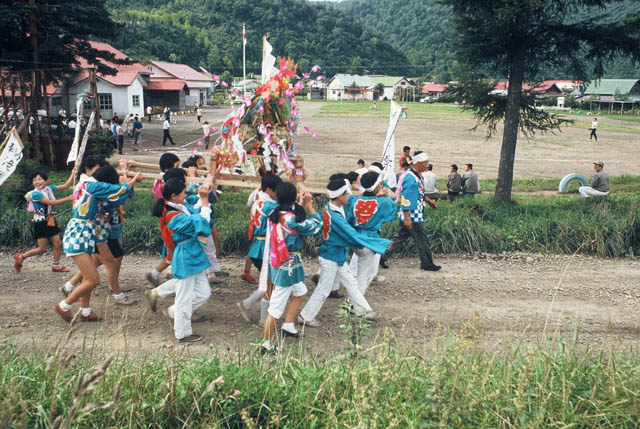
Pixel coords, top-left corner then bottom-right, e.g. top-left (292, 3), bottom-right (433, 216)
top-left (2, 323), bottom-right (640, 427)
top-left (1, 186), bottom-right (640, 258)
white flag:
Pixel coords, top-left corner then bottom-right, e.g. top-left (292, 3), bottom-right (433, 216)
top-left (261, 36), bottom-right (279, 84)
top-left (66, 98), bottom-right (84, 164)
top-left (0, 130), bottom-right (24, 186)
top-left (381, 101), bottom-right (402, 188)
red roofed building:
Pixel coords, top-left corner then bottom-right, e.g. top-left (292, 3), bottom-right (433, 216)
top-left (490, 80), bottom-right (582, 97)
top-left (143, 60), bottom-right (213, 108)
top-left (421, 83), bottom-right (449, 99)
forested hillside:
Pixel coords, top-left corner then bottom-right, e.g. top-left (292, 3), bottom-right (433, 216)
top-left (106, 0), bottom-right (410, 76)
top-left (337, 0), bottom-right (640, 79)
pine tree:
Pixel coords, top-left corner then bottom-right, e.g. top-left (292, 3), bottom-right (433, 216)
top-left (441, 0), bottom-right (640, 201)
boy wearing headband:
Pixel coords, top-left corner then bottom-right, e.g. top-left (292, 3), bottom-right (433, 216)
top-left (381, 151), bottom-right (441, 272)
top-left (298, 179), bottom-right (390, 327)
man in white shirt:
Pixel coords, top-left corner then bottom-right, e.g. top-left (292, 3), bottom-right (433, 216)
top-left (146, 105), bottom-right (153, 123)
top-left (422, 163), bottom-right (439, 200)
top-left (590, 118), bottom-right (598, 141)
top-left (355, 159), bottom-right (368, 176)
top-left (162, 118), bottom-right (176, 146)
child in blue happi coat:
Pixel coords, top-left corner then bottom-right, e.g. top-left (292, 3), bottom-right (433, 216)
top-left (145, 177), bottom-right (214, 343)
top-left (261, 182), bottom-right (322, 354)
top-left (55, 167), bottom-right (142, 323)
top-left (236, 172), bottom-right (281, 326)
top-left (14, 168), bottom-right (77, 273)
top-left (299, 179), bottom-right (391, 327)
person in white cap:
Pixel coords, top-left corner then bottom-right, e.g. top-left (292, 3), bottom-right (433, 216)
top-left (579, 161), bottom-right (610, 198)
top-left (381, 151), bottom-right (441, 271)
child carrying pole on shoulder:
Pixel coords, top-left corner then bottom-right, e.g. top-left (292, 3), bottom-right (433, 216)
top-left (260, 182), bottom-right (322, 354)
top-left (14, 168), bottom-right (77, 273)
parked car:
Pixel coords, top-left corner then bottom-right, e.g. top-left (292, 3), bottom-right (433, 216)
top-left (420, 97), bottom-right (436, 104)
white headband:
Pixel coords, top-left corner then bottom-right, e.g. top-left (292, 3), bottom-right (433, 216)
top-left (327, 179), bottom-right (352, 199)
top-left (368, 165), bottom-right (382, 174)
top-left (363, 174), bottom-right (383, 193)
top-left (412, 153), bottom-right (429, 164)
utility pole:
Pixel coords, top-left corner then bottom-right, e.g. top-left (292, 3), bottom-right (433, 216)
top-left (28, 0), bottom-right (44, 163)
top-left (89, 68), bottom-right (99, 131)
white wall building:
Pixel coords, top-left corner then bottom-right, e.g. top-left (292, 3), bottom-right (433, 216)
top-left (327, 74), bottom-right (375, 101)
top-left (143, 60), bottom-right (213, 107)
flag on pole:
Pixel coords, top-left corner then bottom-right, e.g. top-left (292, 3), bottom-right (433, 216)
top-left (0, 129), bottom-right (24, 186)
top-left (66, 97), bottom-right (84, 164)
top-left (381, 100), bottom-right (402, 188)
top-left (261, 36), bottom-right (279, 84)
top-left (243, 25), bottom-right (247, 46)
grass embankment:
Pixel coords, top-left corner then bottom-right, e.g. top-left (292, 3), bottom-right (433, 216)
top-left (1, 174), bottom-right (639, 257)
top-left (2, 325), bottom-right (640, 427)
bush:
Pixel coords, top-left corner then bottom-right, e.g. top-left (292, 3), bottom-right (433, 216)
top-left (87, 130), bottom-right (116, 160)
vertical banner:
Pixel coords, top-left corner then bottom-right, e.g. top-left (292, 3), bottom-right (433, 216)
top-left (66, 97), bottom-right (84, 164)
top-left (381, 100), bottom-right (402, 188)
top-left (74, 111), bottom-right (96, 170)
top-left (0, 129), bottom-right (24, 186)
top-left (261, 36), bottom-right (278, 85)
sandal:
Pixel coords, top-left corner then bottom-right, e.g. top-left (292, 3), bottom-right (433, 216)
top-left (13, 253), bottom-right (23, 273)
top-left (241, 272), bottom-right (258, 284)
top-left (52, 265), bottom-right (70, 273)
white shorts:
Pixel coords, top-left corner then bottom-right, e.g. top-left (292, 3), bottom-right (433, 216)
top-left (268, 282), bottom-right (307, 319)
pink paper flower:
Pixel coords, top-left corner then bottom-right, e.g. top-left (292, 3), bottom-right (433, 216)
top-left (192, 149), bottom-right (199, 155)
top-left (303, 73), bottom-right (310, 79)
top-left (286, 88), bottom-right (295, 98)
top-left (258, 105), bottom-right (264, 112)
top-left (212, 73), bottom-right (219, 82)
top-left (311, 65), bottom-right (320, 73)
top-left (203, 133), bottom-right (210, 138)
top-left (197, 140), bottom-right (203, 146)
top-left (232, 88), bottom-right (239, 95)
top-left (279, 99), bottom-right (286, 106)
top-left (307, 81), bottom-right (314, 88)
top-left (303, 126), bottom-right (310, 132)
top-left (321, 139), bottom-right (327, 143)
top-left (221, 81), bottom-right (229, 88)
top-left (294, 81), bottom-right (305, 91)
top-left (312, 132), bottom-right (318, 137)
top-left (210, 126), bottom-right (218, 132)
top-left (316, 75), bottom-right (323, 81)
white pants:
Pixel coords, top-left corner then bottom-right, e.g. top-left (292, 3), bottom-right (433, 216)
top-left (204, 235), bottom-right (221, 273)
top-left (301, 257), bottom-right (372, 322)
top-left (268, 282), bottom-right (307, 319)
top-left (352, 248), bottom-right (378, 294)
top-left (167, 271), bottom-right (211, 339)
top-left (156, 278), bottom-right (177, 298)
top-left (578, 186), bottom-right (609, 198)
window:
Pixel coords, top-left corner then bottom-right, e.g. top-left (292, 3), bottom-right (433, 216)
top-left (98, 93), bottom-right (113, 110)
top-left (132, 94), bottom-right (140, 107)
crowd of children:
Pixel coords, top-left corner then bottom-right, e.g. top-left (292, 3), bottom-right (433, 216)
top-left (13, 151), bottom-right (456, 352)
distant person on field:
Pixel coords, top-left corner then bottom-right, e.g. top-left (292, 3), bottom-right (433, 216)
top-left (398, 146), bottom-right (411, 171)
top-left (132, 116), bottom-right (143, 145)
top-left (355, 159), bottom-right (368, 176)
top-left (446, 164), bottom-right (462, 201)
top-left (590, 118), bottom-right (598, 141)
top-left (423, 163), bottom-right (439, 200)
top-left (162, 117), bottom-right (176, 146)
top-left (196, 106), bottom-right (203, 123)
top-left (146, 105), bottom-right (153, 123)
top-left (462, 163), bottom-right (479, 197)
top-left (579, 161), bottom-right (610, 198)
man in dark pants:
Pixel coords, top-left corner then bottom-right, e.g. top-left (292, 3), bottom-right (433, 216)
top-left (162, 117), bottom-right (176, 146)
top-left (380, 151), bottom-right (440, 272)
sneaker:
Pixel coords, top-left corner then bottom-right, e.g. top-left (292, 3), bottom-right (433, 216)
top-left (144, 290), bottom-right (158, 312)
top-left (178, 334), bottom-right (203, 343)
top-left (311, 274), bottom-right (320, 285)
top-left (241, 272), bottom-right (258, 284)
top-left (52, 265), bottom-right (70, 273)
top-left (55, 304), bottom-right (73, 322)
top-left (114, 295), bottom-right (137, 306)
top-left (373, 275), bottom-right (385, 282)
top-left (365, 311), bottom-right (380, 321)
top-left (145, 272), bottom-right (160, 288)
top-left (236, 301), bottom-right (252, 323)
top-left (215, 271), bottom-right (230, 277)
top-left (260, 344), bottom-right (278, 355)
top-left (281, 329), bottom-right (302, 339)
top-left (297, 315), bottom-right (321, 327)
top-left (328, 290), bottom-right (344, 299)
top-left (422, 264), bottom-right (441, 272)
top-left (59, 285), bottom-right (71, 298)
top-left (13, 253), bottom-right (23, 273)
top-left (79, 312), bottom-right (101, 322)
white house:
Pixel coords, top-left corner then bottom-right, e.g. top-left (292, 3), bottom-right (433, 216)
top-left (370, 76), bottom-right (417, 101)
top-left (47, 41), bottom-right (150, 119)
top-left (143, 60), bottom-right (213, 107)
top-left (327, 74), bottom-right (375, 101)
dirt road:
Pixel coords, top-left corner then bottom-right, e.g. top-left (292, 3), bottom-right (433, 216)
top-left (3, 252), bottom-right (639, 357)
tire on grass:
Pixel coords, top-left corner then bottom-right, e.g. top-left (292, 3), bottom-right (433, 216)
top-left (558, 173), bottom-right (589, 193)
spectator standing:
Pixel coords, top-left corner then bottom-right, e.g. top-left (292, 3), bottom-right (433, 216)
top-left (116, 120), bottom-right (125, 154)
top-left (462, 163), bottom-right (479, 197)
top-left (422, 163), bottom-right (439, 200)
top-left (164, 107), bottom-right (171, 121)
top-left (162, 117), bottom-right (176, 146)
top-left (579, 161), bottom-right (610, 197)
top-left (146, 105), bottom-right (153, 123)
top-left (132, 116), bottom-right (143, 145)
top-left (196, 106), bottom-right (203, 123)
top-left (67, 117), bottom-right (76, 139)
top-left (355, 159), bottom-right (368, 176)
top-left (201, 120), bottom-right (211, 149)
top-left (446, 164), bottom-right (462, 202)
top-left (590, 118), bottom-right (598, 141)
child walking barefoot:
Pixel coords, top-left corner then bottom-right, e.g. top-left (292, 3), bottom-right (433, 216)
top-left (14, 168), bottom-right (77, 273)
top-left (261, 182), bottom-right (321, 354)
